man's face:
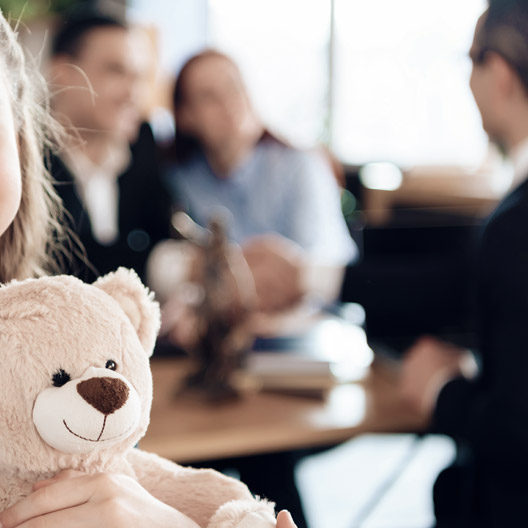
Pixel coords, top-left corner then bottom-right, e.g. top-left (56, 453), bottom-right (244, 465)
top-left (57, 27), bottom-right (145, 137)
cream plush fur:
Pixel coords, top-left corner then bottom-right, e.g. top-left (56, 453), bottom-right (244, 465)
top-left (0, 268), bottom-right (275, 527)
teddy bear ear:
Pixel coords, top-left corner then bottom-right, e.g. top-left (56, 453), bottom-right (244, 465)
top-left (94, 268), bottom-right (160, 357)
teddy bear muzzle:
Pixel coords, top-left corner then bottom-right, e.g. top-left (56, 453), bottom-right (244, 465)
top-left (33, 367), bottom-right (142, 454)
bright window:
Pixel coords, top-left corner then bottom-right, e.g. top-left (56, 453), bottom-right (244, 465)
top-left (209, 0), bottom-right (488, 167)
top-left (332, 0), bottom-right (488, 167)
top-left (132, 0), bottom-right (489, 168)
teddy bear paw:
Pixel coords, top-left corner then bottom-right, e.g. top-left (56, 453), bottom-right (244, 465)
top-left (207, 498), bottom-right (276, 528)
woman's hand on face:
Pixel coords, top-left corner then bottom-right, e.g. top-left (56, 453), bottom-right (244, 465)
top-left (0, 470), bottom-right (200, 528)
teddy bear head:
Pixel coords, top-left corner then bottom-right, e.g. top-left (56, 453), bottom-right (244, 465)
top-left (0, 268), bottom-right (160, 478)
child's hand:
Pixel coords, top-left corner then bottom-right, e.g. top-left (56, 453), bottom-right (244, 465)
top-left (0, 470), bottom-right (199, 528)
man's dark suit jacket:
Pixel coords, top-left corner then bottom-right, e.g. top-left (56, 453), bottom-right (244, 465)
top-left (51, 123), bottom-right (171, 283)
top-left (433, 176), bottom-right (528, 527)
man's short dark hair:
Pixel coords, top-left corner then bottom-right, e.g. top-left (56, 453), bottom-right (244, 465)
top-left (51, 6), bottom-right (127, 58)
top-left (477, 0), bottom-right (528, 92)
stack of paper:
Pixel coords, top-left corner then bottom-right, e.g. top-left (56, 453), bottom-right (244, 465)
top-left (244, 319), bottom-right (374, 397)
top-left (245, 350), bottom-right (337, 396)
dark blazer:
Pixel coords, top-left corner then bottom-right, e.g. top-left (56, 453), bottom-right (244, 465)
top-left (433, 176), bottom-right (528, 527)
top-left (52, 123), bottom-right (171, 282)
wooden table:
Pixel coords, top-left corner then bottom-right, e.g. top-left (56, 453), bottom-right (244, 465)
top-left (140, 357), bottom-right (427, 464)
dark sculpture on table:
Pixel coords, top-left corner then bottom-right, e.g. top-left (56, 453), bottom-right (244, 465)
top-left (172, 212), bottom-right (256, 401)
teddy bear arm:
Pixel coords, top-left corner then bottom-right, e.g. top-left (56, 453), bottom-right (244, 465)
top-left (127, 449), bottom-right (275, 527)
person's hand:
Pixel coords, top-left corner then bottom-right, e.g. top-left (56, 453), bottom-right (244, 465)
top-left (242, 235), bottom-right (305, 313)
top-left (161, 288), bottom-right (203, 348)
top-left (276, 510), bottom-right (298, 528)
top-left (0, 469), bottom-right (200, 528)
top-left (400, 336), bottom-right (478, 419)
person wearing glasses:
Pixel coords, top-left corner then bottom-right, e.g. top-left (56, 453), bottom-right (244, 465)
top-left (401, 1), bottom-right (528, 525)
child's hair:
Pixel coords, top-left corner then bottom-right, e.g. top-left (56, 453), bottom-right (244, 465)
top-left (0, 12), bottom-right (65, 282)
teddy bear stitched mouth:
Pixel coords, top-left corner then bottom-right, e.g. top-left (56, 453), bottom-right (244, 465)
top-left (62, 417), bottom-right (134, 443)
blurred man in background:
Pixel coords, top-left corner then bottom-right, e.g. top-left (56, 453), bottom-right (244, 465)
top-left (49, 7), bottom-right (170, 282)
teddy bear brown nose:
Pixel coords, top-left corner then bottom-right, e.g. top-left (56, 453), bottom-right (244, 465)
top-left (76, 377), bottom-right (129, 415)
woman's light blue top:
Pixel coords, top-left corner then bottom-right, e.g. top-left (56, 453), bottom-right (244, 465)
top-left (163, 139), bottom-right (357, 266)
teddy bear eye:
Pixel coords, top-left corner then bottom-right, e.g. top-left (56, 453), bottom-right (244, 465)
top-left (105, 360), bottom-right (117, 371)
top-left (52, 369), bottom-right (71, 387)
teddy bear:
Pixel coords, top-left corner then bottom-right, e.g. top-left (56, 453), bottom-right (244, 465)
top-left (0, 268), bottom-right (275, 527)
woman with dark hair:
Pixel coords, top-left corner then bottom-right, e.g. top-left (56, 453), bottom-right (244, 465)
top-left (157, 49), bottom-right (356, 315)
top-left (148, 50), bottom-right (356, 528)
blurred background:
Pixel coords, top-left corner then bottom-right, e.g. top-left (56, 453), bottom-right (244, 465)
top-left (1, 1), bottom-right (508, 526)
